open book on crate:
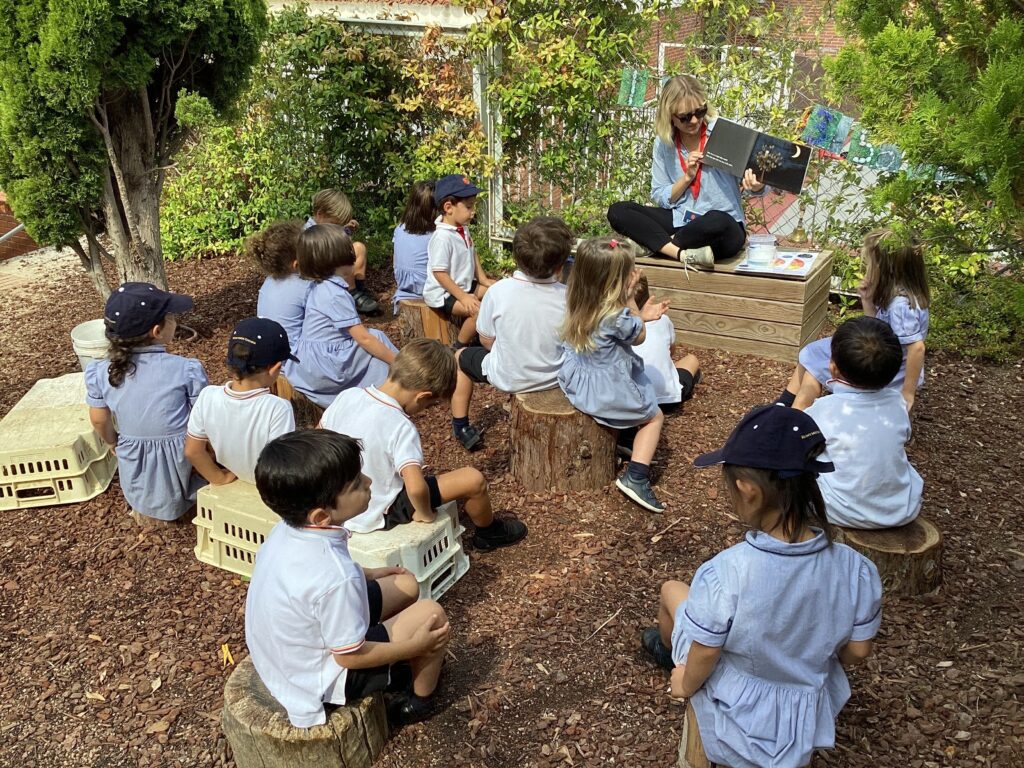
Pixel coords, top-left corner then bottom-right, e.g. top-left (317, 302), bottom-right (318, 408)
top-left (734, 250), bottom-right (821, 279)
top-left (702, 118), bottom-right (811, 195)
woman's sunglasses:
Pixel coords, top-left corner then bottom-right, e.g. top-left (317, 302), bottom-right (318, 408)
top-left (673, 104), bottom-right (708, 123)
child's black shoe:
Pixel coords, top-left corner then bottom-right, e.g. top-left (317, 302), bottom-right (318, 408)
top-left (386, 692), bottom-right (435, 726)
top-left (641, 627), bottom-right (674, 670)
top-left (472, 518), bottom-right (528, 551)
top-left (452, 423), bottom-right (482, 451)
top-left (352, 289), bottom-right (382, 316)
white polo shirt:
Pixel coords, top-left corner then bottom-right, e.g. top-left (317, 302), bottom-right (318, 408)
top-left (476, 271), bottom-right (567, 393)
top-left (186, 383), bottom-right (295, 484)
top-left (806, 382), bottom-right (923, 529)
top-left (635, 315), bottom-right (683, 404)
top-left (319, 387), bottom-right (423, 533)
top-left (422, 218), bottom-right (476, 308)
top-left (245, 522), bottom-right (369, 727)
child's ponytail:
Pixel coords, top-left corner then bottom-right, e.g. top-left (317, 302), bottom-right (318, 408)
top-left (106, 333), bottom-right (153, 388)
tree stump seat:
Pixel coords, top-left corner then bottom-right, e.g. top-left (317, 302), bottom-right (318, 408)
top-left (509, 388), bottom-right (616, 492)
top-left (222, 657), bottom-right (388, 768)
top-left (678, 700), bottom-right (816, 767)
top-left (398, 298), bottom-right (461, 345)
top-left (836, 516), bottom-right (943, 596)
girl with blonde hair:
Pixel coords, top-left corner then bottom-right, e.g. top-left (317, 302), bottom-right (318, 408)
top-left (557, 237), bottom-right (671, 513)
top-left (608, 75), bottom-right (765, 265)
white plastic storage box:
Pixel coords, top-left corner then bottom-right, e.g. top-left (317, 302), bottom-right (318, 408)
top-left (348, 502), bottom-right (470, 601)
top-left (195, 485), bottom-right (470, 600)
top-left (0, 373), bottom-right (117, 510)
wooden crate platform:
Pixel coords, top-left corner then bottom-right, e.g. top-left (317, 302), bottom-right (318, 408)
top-left (637, 250), bottom-right (833, 362)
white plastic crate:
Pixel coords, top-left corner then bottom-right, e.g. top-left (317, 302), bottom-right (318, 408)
top-left (195, 483), bottom-right (470, 600)
top-left (348, 502), bottom-right (470, 601)
top-left (0, 373), bottom-right (117, 510)
top-left (194, 480), bottom-right (278, 578)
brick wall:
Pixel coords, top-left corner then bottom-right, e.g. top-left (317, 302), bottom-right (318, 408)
top-left (0, 192), bottom-right (39, 261)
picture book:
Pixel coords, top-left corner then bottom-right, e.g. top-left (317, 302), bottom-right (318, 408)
top-left (702, 118), bottom-right (811, 195)
top-left (734, 250), bottom-right (820, 279)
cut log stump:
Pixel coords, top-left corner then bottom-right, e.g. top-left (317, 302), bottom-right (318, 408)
top-left (509, 388), bottom-right (616, 492)
top-left (223, 657), bottom-right (387, 768)
top-left (398, 299), bottom-right (460, 345)
top-left (836, 517), bottom-right (943, 596)
top-left (274, 374), bottom-right (325, 429)
top-left (677, 701), bottom-right (712, 768)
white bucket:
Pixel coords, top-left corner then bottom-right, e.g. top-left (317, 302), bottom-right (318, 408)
top-left (71, 319), bottom-right (110, 371)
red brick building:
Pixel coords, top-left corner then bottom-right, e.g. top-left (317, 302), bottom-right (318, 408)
top-left (0, 192), bottom-right (38, 261)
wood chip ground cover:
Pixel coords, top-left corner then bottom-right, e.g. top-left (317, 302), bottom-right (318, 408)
top-left (0, 253), bottom-right (1020, 767)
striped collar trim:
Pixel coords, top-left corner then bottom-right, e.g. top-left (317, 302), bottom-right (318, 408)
top-left (222, 382), bottom-right (271, 400)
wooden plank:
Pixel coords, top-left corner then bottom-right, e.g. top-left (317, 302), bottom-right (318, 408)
top-left (800, 252), bottom-right (834, 302)
top-left (639, 261), bottom-right (808, 302)
top-left (651, 285), bottom-right (805, 324)
top-left (800, 312), bottom-right (827, 346)
top-left (667, 308), bottom-right (803, 345)
top-left (675, 329), bottom-right (798, 362)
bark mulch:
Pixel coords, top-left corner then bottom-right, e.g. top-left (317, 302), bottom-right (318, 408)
top-left (0, 252), bottom-right (1020, 767)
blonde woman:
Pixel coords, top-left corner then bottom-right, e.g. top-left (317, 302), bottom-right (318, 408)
top-left (608, 75), bottom-right (765, 265)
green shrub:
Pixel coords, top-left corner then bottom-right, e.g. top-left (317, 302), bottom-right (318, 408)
top-left (928, 272), bottom-right (1024, 362)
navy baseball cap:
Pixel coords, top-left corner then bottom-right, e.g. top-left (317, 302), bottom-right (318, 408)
top-left (227, 318), bottom-right (299, 369)
top-left (694, 404), bottom-right (835, 478)
top-left (433, 174), bottom-right (481, 203)
top-left (104, 282), bottom-right (194, 339)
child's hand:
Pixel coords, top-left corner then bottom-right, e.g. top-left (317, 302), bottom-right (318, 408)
top-left (640, 298), bottom-right (670, 322)
top-left (626, 268), bottom-right (642, 298)
top-left (412, 613), bottom-right (451, 655)
top-left (412, 509), bottom-right (437, 524)
top-left (670, 663), bottom-right (688, 698)
top-left (345, 218), bottom-right (359, 232)
top-left (212, 469), bottom-right (237, 486)
top-left (364, 566), bottom-right (411, 581)
top-left (461, 294), bottom-right (482, 316)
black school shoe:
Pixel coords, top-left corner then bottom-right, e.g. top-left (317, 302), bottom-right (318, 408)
top-left (386, 692), bottom-right (435, 726)
top-left (472, 518), bottom-right (528, 551)
top-left (641, 627), bottom-right (675, 670)
top-left (452, 423), bottom-right (483, 451)
top-left (351, 288), bottom-right (382, 316)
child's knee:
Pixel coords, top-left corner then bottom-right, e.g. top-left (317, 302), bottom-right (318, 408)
top-left (395, 572), bottom-right (419, 599)
top-left (467, 468), bottom-right (488, 497)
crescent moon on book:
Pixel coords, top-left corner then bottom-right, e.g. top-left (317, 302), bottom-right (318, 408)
top-left (792, 145), bottom-right (802, 159)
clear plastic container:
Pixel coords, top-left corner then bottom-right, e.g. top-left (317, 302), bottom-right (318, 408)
top-left (747, 233), bottom-right (777, 266)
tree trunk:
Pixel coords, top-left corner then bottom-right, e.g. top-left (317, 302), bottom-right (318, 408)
top-left (398, 299), bottom-right (460, 345)
top-left (835, 517), bottom-right (943, 596)
top-left (222, 657), bottom-right (387, 768)
top-left (509, 388), bottom-right (616, 492)
top-left (69, 237), bottom-right (111, 300)
top-left (95, 91), bottom-right (168, 289)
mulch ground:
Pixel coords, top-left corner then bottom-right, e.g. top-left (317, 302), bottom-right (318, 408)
top-left (0, 251), bottom-right (1021, 768)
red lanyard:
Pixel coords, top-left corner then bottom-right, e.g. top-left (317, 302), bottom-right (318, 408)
top-left (675, 122), bottom-right (708, 200)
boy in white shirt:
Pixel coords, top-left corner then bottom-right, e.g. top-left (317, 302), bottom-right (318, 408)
top-left (185, 318), bottom-right (297, 485)
top-left (246, 429), bottom-right (449, 727)
top-left (449, 216), bottom-right (574, 450)
top-left (632, 274), bottom-right (701, 408)
top-left (803, 315), bottom-right (923, 529)
top-left (319, 338), bottom-right (528, 550)
top-left (421, 174), bottom-right (494, 351)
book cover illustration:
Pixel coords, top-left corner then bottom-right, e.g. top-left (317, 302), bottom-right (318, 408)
top-left (734, 250), bottom-right (820, 279)
top-left (701, 118), bottom-right (811, 195)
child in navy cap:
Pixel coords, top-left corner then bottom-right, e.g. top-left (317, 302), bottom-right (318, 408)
top-left (85, 283), bottom-right (208, 525)
top-left (421, 174), bottom-right (495, 367)
top-left (642, 404), bottom-right (882, 768)
top-left (185, 318), bottom-right (298, 486)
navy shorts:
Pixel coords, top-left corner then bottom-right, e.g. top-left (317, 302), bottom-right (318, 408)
top-left (341, 581), bottom-right (412, 699)
top-left (383, 475), bottom-right (443, 530)
top-left (458, 346), bottom-right (490, 384)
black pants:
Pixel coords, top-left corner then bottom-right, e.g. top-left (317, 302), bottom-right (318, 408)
top-left (607, 202), bottom-right (746, 260)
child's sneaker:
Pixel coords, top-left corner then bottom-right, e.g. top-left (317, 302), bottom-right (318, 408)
top-left (472, 517), bottom-right (528, 551)
top-left (352, 289), bottom-right (382, 316)
top-left (641, 627), bottom-right (675, 670)
top-left (616, 473), bottom-right (665, 513)
top-left (452, 423), bottom-right (482, 451)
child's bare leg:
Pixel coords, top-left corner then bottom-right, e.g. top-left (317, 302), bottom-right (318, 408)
top-left (676, 353), bottom-right (700, 377)
top-left (793, 372), bottom-right (822, 410)
top-left (376, 573), bottom-right (420, 619)
top-left (436, 467), bottom-right (493, 527)
top-left (353, 242), bottom-right (368, 282)
top-left (658, 580), bottom-right (690, 648)
top-left (384, 600), bottom-right (449, 697)
top-left (630, 409), bottom-right (665, 466)
top-left (456, 312), bottom-right (477, 345)
top-left (451, 354), bottom-right (474, 420)
top-left (786, 364), bottom-right (805, 396)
